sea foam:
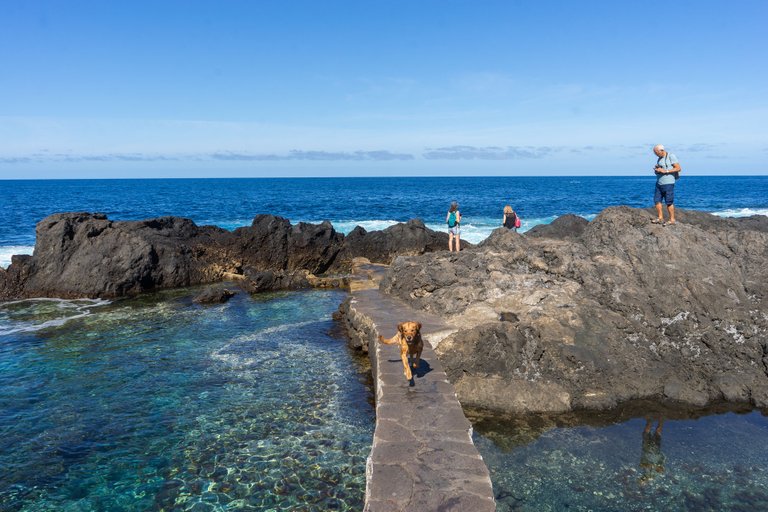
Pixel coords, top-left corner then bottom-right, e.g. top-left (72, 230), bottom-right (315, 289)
top-left (712, 208), bottom-right (768, 218)
top-left (0, 298), bottom-right (110, 336)
top-left (174, 214), bottom-right (601, 245)
top-left (0, 246), bottom-right (34, 269)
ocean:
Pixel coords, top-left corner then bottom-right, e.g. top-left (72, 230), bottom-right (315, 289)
top-left (3, 176), bottom-right (768, 267)
top-left (2, 176), bottom-right (768, 511)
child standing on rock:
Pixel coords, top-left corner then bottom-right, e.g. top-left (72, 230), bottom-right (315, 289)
top-left (446, 201), bottom-right (461, 252)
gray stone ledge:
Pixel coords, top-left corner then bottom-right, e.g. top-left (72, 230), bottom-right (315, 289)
top-left (343, 283), bottom-right (496, 511)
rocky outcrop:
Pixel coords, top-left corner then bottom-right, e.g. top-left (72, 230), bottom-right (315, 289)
top-left (526, 213), bottom-right (589, 239)
top-left (379, 207), bottom-right (768, 413)
top-left (329, 219), bottom-right (466, 271)
top-left (0, 212), bottom-right (458, 299)
top-left (192, 287), bottom-right (237, 304)
top-left (0, 213), bottom-right (225, 299)
top-left (227, 215), bottom-right (345, 275)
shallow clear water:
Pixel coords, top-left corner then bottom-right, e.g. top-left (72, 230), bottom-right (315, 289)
top-left (469, 404), bottom-right (768, 512)
top-left (0, 289), bottom-right (374, 511)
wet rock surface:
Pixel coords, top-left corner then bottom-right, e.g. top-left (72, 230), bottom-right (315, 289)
top-left (0, 213), bottom-right (459, 299)
top-left (379, 207), bottom-right (768, 413)
top-left (192, 287), bottom-right (237, 304)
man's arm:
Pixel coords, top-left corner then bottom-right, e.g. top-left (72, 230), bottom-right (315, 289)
top-left (661, 163), bottom-right (681, 174)
top-left (667, 154), bottom-right (681, 173)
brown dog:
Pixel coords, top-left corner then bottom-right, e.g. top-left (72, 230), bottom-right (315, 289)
top-left (378, 321), bottom-right (423, 381)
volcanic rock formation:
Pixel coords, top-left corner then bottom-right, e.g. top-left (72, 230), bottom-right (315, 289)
top-left (379, 207), bottom-right (768, 412)
top-left (0, 212), bottom-right (459, 299)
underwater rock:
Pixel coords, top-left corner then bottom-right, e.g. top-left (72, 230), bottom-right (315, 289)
top-left (193, 287), bottom-right (237, 304)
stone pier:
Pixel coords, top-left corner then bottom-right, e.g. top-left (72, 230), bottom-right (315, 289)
top-left (340, 262), bottom-right (496, 512)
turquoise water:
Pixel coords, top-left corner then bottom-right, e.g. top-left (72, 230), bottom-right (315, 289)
top-left (470, 405), bottom-right (768, 511)
top-left (0, 289), bottom-right (374, 511)
top-left (3, 177), bottom-right (768, 510)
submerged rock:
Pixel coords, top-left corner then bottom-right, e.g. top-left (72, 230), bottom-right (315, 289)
top-left (380, 206), bottom-right (768, 413)
top-left (193, 287), bottom-right (237, 304)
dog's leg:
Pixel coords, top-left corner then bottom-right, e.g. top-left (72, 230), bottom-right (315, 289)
top-left (401, 344), bottom-right (412, 380)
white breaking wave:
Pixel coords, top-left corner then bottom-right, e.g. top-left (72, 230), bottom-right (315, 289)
top-left (0, 298), bottom-right (111, 336)
top-left (424, 214), bottom-right (595, 244)
top-left (211, 213), bottom-right (605, 244)
top-left (0, 246), bottom-right (34, 269)
top-left (326, 219), bottom-right (400, 234)
top-left (712, 208), bottom-right (768, 218)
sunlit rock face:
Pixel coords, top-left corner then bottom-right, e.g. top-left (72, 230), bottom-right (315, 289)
top-left (379, 207), bottom-right (768, 413)
top-left (0, 213), bottom-right (457, 299)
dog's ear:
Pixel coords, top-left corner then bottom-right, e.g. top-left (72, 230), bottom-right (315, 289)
top-left (397, 322), bottom-right (405, 333)
top-left (416, 322), bottom-right (422, 331)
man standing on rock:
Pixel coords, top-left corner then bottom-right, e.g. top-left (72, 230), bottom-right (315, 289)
top-left (651, 144), bottom-right (681, 226)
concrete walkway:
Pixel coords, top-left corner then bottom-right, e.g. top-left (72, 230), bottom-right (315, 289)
top-left (343, 262), bottom-right (496, 511)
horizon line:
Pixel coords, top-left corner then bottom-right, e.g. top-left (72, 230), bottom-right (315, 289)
top-left (2, 173), bottom-right (768, 182)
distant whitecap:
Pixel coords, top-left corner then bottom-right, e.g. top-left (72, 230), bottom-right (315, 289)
top-left (0, 245), bottom-right (34, 269)
top-left (712, 208), bottom-right (768, 218)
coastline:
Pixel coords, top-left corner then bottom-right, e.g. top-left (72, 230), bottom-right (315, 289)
top-left (3, 205), bottom-right (768, 415)
top-left (3, 203), bottom-right (768, 510)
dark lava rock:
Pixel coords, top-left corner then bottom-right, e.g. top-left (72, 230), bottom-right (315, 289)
top-left (0, 212), bottom-right (226, 299)
top-left (227, 215), bottom-right (344, 275)
top-left (526, 213), bottom-right (589, 239)
top-left (240, 268), bottom-right (311, 293)
top-left (380, 206), bottom-right (768, 413)
top-left (329, 218), bottom-right (470, 271)
top-left (0, 212), bottom-right (455, 299)
top-left (193, 288), bottom-right (237, 304)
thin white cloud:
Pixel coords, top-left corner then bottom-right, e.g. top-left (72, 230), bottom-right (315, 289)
top-left (423, 145), bottom-right (559, 160)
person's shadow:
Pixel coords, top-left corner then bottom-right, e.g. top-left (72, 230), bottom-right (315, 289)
top-left (639, 417), bottom-right (665, 485)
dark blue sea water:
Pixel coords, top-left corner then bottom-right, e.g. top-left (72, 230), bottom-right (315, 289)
top-left (2, 176), bottom-right (767, 265)
top-left (2, 176), bottom-right (768, 511)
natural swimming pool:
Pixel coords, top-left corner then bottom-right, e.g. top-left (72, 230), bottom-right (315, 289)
top-left (0, 289), bottom-right (374, 511)
top-left (4, 287), bottom-right (768, 512)
top-left (469, 403), bottom-right (768, 511)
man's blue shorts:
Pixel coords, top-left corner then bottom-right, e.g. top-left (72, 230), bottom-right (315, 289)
top-left (654, 183), bottom-right (675, 205)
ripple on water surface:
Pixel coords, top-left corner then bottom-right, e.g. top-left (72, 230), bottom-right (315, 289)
top-left (0, 289), bottom-right (374, 511)
top-left (470, 403), bottom-right (768, 512)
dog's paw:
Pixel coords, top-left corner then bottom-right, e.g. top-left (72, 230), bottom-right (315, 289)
top-left (377, 335), bottom-right (385, 342)
top-left (404, 369), bottom-right (413, 380)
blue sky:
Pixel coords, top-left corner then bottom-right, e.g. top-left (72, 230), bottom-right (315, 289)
top-left (1, 0), bottom-right (766, 178)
